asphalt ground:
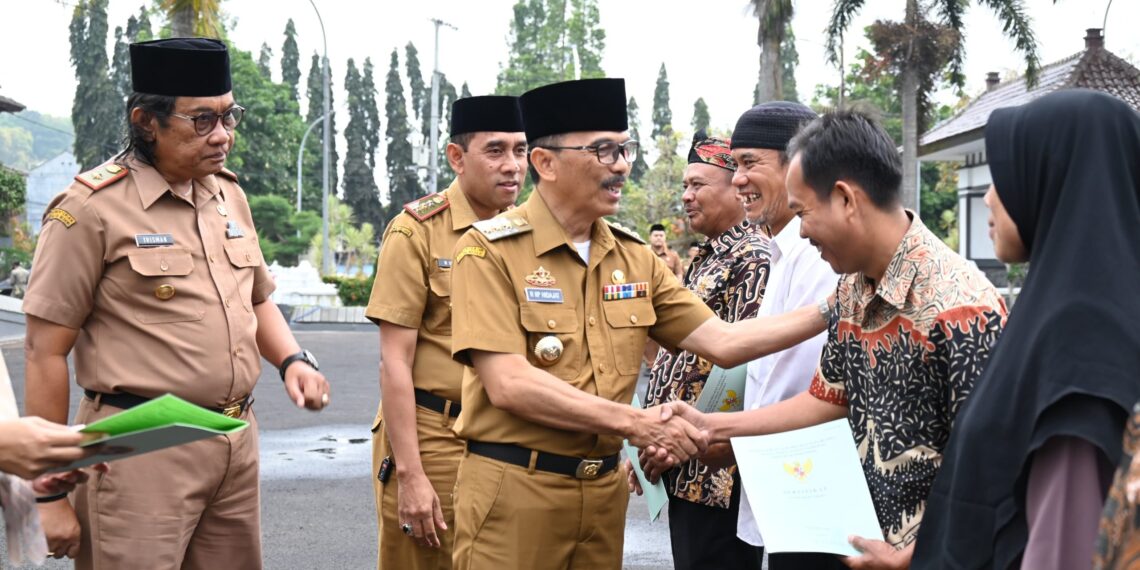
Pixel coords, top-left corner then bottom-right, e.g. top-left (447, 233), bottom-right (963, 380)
top-left (0, 322), bottom-right (675, 569)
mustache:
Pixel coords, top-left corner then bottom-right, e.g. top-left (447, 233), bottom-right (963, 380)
top-left (600, 175), bottom-right (626, 188)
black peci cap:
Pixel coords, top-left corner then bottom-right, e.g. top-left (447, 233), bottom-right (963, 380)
top-left (731, 101), bottom-right (818, 151)
top-left (519, 78), bottom-right (627, 142)
top-left (130, 38), bottom-right (232, 97)
top-left (450, 95), bottom-right (525, 136)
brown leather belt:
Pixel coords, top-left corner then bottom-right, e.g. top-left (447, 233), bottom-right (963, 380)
top-left (414, 388), bottom-right (461, 418)
top-left (467, 440), bottom-right (620, 480)
top-left (84, 389), bottom-right (253, 419)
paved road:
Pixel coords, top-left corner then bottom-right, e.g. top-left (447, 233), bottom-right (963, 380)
top-left (1, 323), bottom-right (674, 569)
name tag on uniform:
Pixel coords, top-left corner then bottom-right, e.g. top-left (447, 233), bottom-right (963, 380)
top-left (135, 233), bottom-right (175, 248)
top-left (603, 282), bottom-right (648, 301)
top-left (525, 288), bottom-right (564, 304)
top-left (226, 221), bottom-right (245, 239)
top-left (437, 259), bottom-right (453, 269)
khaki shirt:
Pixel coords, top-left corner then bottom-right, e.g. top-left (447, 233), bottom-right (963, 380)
top-left (364, 180), bottom-right (481, 403)
top-left (655, 247), bottom-right (683, 278)
top-left (450, 191), bottom-right (715, 458)
top-left (22, 157), bottom-right (274, 408)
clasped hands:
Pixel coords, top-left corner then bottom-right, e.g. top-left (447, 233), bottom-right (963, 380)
top-left (625, 401), bottom-right (724, 493)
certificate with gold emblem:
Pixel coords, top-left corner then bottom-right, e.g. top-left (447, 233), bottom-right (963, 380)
top-left (731, 419), bottom-right (881, 556)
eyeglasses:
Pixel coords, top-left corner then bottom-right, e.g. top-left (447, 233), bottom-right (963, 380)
top-left (536, 140), bottom-right (639, 165)
top-left (169, 106), bottom-right (246, 136)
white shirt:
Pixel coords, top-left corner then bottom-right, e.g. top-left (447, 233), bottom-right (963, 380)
top-left (737, 216), bottom-right (839, 547)
top-left (573, 240), bottom-right (590, 263)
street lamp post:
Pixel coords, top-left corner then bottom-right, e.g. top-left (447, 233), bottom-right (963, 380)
top-left (296, 112), bottom-right (333, 214)
top-left (309, 0), bottom-right (332, 275)
top-left (427, 18), bottom-right (456, 194)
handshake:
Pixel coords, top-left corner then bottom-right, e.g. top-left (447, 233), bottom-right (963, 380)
top-left (624, 402), bottom-right (734, 494)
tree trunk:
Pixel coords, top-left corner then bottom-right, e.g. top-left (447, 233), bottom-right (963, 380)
top-left (170, 8), bottom-right (193, 37)
top-left (900, 0), bottom-right (919, 212)
top-left (758, 34), bottom-right (783, 103)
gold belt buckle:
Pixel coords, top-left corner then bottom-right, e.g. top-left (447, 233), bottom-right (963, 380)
top-left (575, 459), bottom-right (603, 480)
top-left (222, 402), bottom-right (243, 418)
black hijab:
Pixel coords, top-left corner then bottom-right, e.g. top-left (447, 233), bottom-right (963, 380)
top-left (912, 89), bottom-right (1140, 569)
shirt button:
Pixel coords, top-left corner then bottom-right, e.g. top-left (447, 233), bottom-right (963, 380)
top-left (588, 316), bottom-right (596, 326)
top-left (629, 314), bottom-right (638, 324)
top-left (547, 319), bottom-right (556, 329)
top-left (599, 363), bottom-right (607, 373)
top-left (245, 253), bottom-right (252, 262)
top-left (233, 348), bottom-right (241, 356)
top-left (225, 298), bottom-right (231, 307)
top-left (209, 255), bottom-right (216, 263)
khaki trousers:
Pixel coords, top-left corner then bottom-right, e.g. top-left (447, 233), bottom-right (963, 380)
top-left (73, 397), bottom-right (261, 570)
top-left (451, 452), bottom-right (629, 570)
top-left (372, 402), bottom-right (463, 570)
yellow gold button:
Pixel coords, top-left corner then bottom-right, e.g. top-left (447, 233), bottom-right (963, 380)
top-left (534, 336), bottom-right (563, 363)
top-left (599, 363), bottom-right (608, 373)
top-left (588, 316), bottom-right (596, 326)
top-left (629, 314), bottom-right (638, 324)
top-left (547, 319), bottom-right (556, 329)
top-left (154, 284), bottom-right (175, 300)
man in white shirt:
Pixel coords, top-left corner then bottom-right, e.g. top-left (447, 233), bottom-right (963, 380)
top-left (730, 102), bottom-right (843, 570)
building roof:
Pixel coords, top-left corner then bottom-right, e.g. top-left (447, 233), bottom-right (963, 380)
top-left (0, 93), bottom-right (25, 114)
top-left (920, 31), bottom-right (1140, 156)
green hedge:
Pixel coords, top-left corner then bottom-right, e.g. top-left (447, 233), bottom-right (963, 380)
top-left (322, 275), bottom-right (375, 307)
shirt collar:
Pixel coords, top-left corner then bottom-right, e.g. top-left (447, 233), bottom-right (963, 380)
top-left (704, 220), bottom-right (754, 257)
top-left (873, 210), bottom-right (926, 310)
top-left (770, 216), bottom-right (803, 265)
top-left (443, 179), bottom-right (480, 231)
top-left (526, 190), bottom-right (615, 260)
top-left (128, 156), bottom-right (224, 210)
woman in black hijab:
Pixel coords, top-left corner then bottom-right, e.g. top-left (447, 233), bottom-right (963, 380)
top-left (911, 89), bottom-right (1140, 569)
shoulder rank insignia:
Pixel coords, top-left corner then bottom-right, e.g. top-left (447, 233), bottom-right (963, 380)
top-left (74, 162), bottom-right (129, 191)
top-left (387, 224), bottom-right (414, 238)
top-left (606, 220), bottom-right (646, 244)
top-left (44, 208), bottom-right (77, 228)
top-left (216, 168), bottom-right (239, 182)
top-left (404, 193), bottom-right (450, 222)
top-left (472, 215), bottom-right (532, 241)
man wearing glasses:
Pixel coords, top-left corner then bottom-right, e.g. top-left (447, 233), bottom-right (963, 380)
top-left (22, 38), bottom-right (329, 569)
top-left (447, 78), bottom-right (832, 569)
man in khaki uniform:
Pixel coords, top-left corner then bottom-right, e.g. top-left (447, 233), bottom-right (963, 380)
top-left (22, 38), bottom-right (330, 568)
top-left (365, 95), bottom-right (526, 570)
top-left (448, 78), bottom-right (833, 569)
top-left (648, 223), bottom-right (683, 280)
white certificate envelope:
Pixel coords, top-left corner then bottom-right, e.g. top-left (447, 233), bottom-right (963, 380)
top-left (731, 419), bottom-right (882, 556)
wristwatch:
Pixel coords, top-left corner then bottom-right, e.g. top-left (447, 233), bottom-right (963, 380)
top-left (279, 349), bottom-right (319, 382)
top-left (817, 297), bottom-right (837, 327)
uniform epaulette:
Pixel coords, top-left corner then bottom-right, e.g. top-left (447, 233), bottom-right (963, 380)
top-left (403, 193), bottom-right (450, 222)
top-left (216, 168), bottom-right (239, 182)
top-left (472, 215), bottom-right (532, 241)
top-left (74, 163), bottom-right (129, 191)
top-left (606, 220), bottom-right (645, 244)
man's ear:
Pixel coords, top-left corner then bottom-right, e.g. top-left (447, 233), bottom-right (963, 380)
top-left (445, 142), bottom-right (464, 175)
top-left (130, 107), bottom-right (157, 142)
top-left (833, 180), bottom-right (860, 219)
top-left (530, 147), bottom-right (558, 184)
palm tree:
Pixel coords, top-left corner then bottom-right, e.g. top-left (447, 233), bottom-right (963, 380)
top-left (826, 0), bottom-right (1041, 211)
top-left (161, 0), bottom-right (223, 38)
top-left (751, 0), bottom-right (795, 103)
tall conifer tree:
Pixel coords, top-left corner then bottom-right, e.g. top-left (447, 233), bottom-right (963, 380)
top-left (651, 63), bottom-right (672, 141)
top-left (384, 49), bottom-right (422, 218)
top-left (69, 0), bottom-right (120, 170)
top-left (342, 59), bottom-right (383, 230)
top-left (280, 19), bottom-right (301, 101)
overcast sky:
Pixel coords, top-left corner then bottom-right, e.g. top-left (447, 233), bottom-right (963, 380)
top-left (2, 0), bottom-right (1135, 191)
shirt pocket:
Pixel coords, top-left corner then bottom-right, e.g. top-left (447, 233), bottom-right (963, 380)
top-left (223, 238), bottom-right (262, 310)
top-left (519, 305), bottom-right (578, 380)
top-left (125, 248), bottom-right (204, 324)
top-left (424, 268), bottom-right (452, 335)
top-left (602, 298), bottom-right (657, 375)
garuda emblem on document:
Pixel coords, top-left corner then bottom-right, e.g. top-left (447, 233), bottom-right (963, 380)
top-left (784, 459), bottom-right (813, 481)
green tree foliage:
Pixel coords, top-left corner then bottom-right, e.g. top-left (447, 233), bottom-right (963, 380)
top-left (257, 43), bottom-right (273, 79)
top-left (405, 43), bottom-right (426, 121)
top-left (780, 20), bottom-right (800, 103)
top-left (614, 130), bottom-right (690, 243)
top-left (248, 194), bottom-right (319, 265)
top-left (384, 49), bottom-right (423, 220)
top-left (496, 0), bottom-right (606, 95)
top-left (651, 63), bottom-right (672, 140)
top-left (302, 53), bottom-right (339, 212)
top-left (280, 19), bottom-right (300, 101)
top-left (0, 167), bottom-right (26, 218)
top-left (361, 58), bottom-right (381, 170)
top-left (161, 0), bottom-right (223, 38)
top-left (69, 0), bottom-right (121, 170)
top-left (691, 98), bottom-right (710, 134)
top-left (626, 97), bottom-right (649, 183)
top-left (0, 111), bottom-right (73, 170)
top-left (226, 46), bottom-right (303, 198)
top-left (342, 59), bottom-right (384, 230)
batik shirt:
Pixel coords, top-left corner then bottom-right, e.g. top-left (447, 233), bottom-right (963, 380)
top-left (1095, 403), bottom-right (1140, 570)
top-left (646, 221), bottom-right (770, 508)
top-left (809, 214), bottom-right (1006, 547)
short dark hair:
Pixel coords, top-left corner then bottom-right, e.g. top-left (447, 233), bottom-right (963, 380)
top-left (786, 108), bottom-right (902, 209)
top-left (116, 92), bottom-right (176, 167)
top-left (688, 241), bottom-right (701, 249)
top-left (528, 134), bottom-right (562, 185)
top-left (649, 223), bottom-right (667, 233)
top-left (450, 132), bottom-right (475, 151)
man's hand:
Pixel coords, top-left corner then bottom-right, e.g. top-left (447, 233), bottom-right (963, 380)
top-left (0, 417), bottom-right (88, 479)
top-left (624, 459), bottom-right (644, 495)
top-left (283, 364), bottom-right (330, 410)
top-left (628, 406), bottom-right (707, 463)
top-left (32, 463), bottom-right (109, 496)
top-left (397, 470), bottom-right (447, 548)
top-left (699, 442), bottom-right (735, 469)
top-left (842, 536), bottom-right (913, 570)
top-left (637, 446), bottom-right (674, 484)
top-left (39, 499), bottom-right (81, 559)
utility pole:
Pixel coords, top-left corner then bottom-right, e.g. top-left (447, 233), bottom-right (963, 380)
top-left (308, 0), bottom-right (332, 275)
top-left (428, 18), bottom-right (457, 194)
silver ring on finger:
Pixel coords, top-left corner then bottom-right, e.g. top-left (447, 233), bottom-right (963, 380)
top-left (401, 522), bottom-right (414, 536)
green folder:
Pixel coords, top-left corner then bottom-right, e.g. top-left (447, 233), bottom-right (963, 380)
top-left (49, 394), bottom-right (249, 472)
top-left (621, 394), bottom-right (669, 522)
